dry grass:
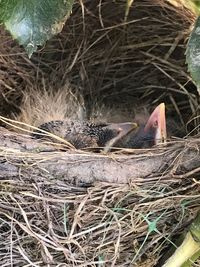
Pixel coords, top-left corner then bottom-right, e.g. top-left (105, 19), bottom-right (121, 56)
top-left (15, 84), bottom-right (86, 130)
top-left (0, 0), bottom-right (200, 266)
top-left (0, 147), bottom-right (200, 266)
top-left (1, 0), bottom-right (199, 131)
top-left (0, 29), bottom-right (44, 117)
top-left (47, 0), bottom-right (198, 129)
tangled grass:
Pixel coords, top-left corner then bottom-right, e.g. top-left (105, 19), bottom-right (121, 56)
top-left (0, 0), bottom-right (200, 266)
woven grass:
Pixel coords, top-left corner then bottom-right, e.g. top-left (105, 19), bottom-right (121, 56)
top-left (0, 0), bottom-right (200, 266)
top-left (1, 177), bottom-right (199, 266)
top-left (32, 0), bottom-right (198, 129)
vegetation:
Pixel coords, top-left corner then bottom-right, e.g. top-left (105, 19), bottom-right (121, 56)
top-left (0, 0), bottom-right (200, 266)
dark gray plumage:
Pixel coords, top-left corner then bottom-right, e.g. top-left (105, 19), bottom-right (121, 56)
top-left (32, 119), bottom-right (137, 149)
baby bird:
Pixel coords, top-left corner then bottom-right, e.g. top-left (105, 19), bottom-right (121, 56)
top-left (15, 88), bottom-right (166, 150)
top-left (33, 103), bottom-right (166, 150)
top-left (32, 119), bottom-right (138, 149)
top-left (104, 103), bottom-right (166, 151)
top-left (117, 103), bottom-right (166, 148)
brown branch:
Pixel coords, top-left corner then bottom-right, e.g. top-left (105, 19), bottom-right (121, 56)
top-left (0, 127), bottom-right (200, 184)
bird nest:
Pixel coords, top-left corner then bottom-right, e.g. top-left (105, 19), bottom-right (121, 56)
top-left (0, 0), bottom-right (200, 266)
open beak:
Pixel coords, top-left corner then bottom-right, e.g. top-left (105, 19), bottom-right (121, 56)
top-left (144, 103), bottom-right (167, 145)
top-left (104, 122), bottom-right (138, 152)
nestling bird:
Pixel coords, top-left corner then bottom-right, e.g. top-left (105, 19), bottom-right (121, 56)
top-left (104, 103), bottom-right (166, 151)
top-left (33, 103), bottom-right (166, 150)
top-left (14, 88), bottom-right (167, 150)
top-left (119, 103), bottom-right (166, 148)
top-left (32, 120), bottom-right (138, 149)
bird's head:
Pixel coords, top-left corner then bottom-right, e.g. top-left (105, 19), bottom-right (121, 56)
top-left (101, 103), bottom-right (166, 151)
top-left (111, 103), bottom-right (167, 149)
top-left (103, 122), bottom-right (138, 152)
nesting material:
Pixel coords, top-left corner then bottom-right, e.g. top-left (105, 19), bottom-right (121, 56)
top-left (0, 0), bottom-right (200, 266)
top-left (15, 85), bottom-right (86, 129)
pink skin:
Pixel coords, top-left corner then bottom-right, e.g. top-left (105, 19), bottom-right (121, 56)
top-left (144, 103), bottom-right (167, 144)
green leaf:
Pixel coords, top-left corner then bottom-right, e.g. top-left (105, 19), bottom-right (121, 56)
top-left (192, 0), bottom-right (200, 9)
top-left (190, 212), bottom-right (200, 242)
top-left (186, 16), bottom-right (200, 94)
top-left (0, 0), bottom-right (74, 57)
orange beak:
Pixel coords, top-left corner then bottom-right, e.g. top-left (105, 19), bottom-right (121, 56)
top-left (144, 103), bottom-right (167, 144)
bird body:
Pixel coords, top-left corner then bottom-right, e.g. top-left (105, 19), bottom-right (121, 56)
top-left (33, 102), bottom-right (166, 150)
top-left (15, 88), bottom-right (167, 150)
top-left (32, 119), bottom-right (138, 149)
